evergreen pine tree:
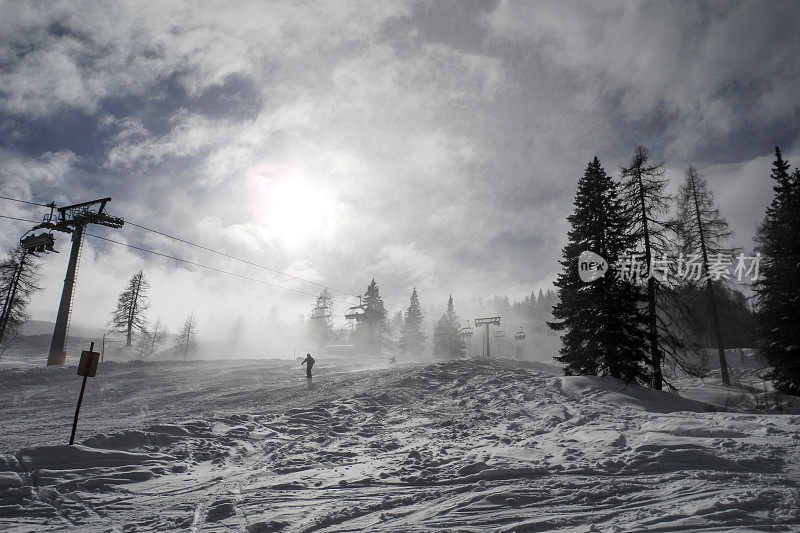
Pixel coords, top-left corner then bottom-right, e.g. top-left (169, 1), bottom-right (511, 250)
top-left (391, 311), bottom-right (404, 334)
top-left (356, 279), bottom-right (387, 354)
top-left (549, 157), bottom-right (649, 383)
top-left (433, 295), bottom-right (466, 359)
top-left (400, 287), bottom-right (426, 358)
top-left (755, 147), bottom-right (800, 394)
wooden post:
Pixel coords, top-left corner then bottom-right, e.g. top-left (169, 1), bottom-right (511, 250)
top-left (70, 341), bottom-right (94, 445)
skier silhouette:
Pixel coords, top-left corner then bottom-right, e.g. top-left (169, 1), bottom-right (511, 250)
top-left (301, 353), bottom-right (315, 379)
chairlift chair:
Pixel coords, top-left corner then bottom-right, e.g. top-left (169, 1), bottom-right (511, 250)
top-left (310, 306), bottom-right (332, 319)
top-left (344, 304), bottom-right (365, 321)
top-left (514, 327), bottom-right (526, 341)
top-left (494, 327), bottom-right (506, 339)
top-left (459, 320), bottom-right (474, 338)
top-left (20, 232), bottom-right (58, 255)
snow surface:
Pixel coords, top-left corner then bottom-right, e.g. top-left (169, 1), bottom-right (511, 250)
top-left (1, 356), bottom-right (798, 531)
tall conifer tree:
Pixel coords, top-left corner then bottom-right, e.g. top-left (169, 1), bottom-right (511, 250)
top-left (356, 278), bottom-right (388, 354)
top-left (549, 157), bottom-right (649, 383)
top-left (400, 287), bottom-right (426, 358)
top-left (755, 147), bottom-right (800, 394)
top-left (433, 295), bottom-right (466, 359)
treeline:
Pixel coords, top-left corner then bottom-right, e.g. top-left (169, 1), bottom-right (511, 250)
top-left (478, 291), bottom-right (557, 333)
top-left (308, 279), bottom-right (561, 360)
top-left (550, 146), bottom-right (799, 395)
top-left (110, 270), bottom-right (198, 359)
top-left (308, 279), bottom-right (467, 359)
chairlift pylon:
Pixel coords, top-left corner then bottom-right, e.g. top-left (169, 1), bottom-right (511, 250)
top-left (310, 289), bottom-right (333, 320)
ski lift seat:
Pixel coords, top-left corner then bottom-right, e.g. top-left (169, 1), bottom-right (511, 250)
top-left (311, 307), bottom-right (332, 319)
top-left (20, 233), bottom-right (58, 254)
top-left (345, 305), bottom-right (365, 321)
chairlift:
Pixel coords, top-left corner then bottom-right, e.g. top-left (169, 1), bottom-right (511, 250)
top-left (310, 306), bottom-right (332, 319)
top-left (344, 298), bottom-right (366, 321)
top-left (20, 232), bottom-right (58, 255)
top-left (459, 320), bottom-right (474, 338)
top-left (514, 327), bottom-right (526, 341)
top-left (311, 307), bottom-right (331, 319)
top-left (494, 327), bottom-right (506, 339)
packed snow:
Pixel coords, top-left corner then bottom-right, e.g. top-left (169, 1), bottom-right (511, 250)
top-left (1, 355), bottom-right (798, 531)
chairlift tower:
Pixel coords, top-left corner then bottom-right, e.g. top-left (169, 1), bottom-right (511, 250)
top-left (310, 289), bottom-right (334, 346)
top-left (22, 198), bottom-right (124, 366)
top-left (474, 316), bottom-right (500, 358)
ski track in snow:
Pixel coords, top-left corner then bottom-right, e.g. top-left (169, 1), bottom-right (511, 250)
top-left (1, 358), bottom-right (799, 531)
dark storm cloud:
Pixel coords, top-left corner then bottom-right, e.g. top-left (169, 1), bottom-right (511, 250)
top-left (1, 0), bottom-right (799, 329)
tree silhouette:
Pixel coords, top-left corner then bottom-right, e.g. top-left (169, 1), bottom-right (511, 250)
top-left (550, 157), bottom-right (649, 383)
top-left (111, 271), bottom-right (149, 347)
top-left (0, 246), bottom-right (41, 356)
top-left (619, 146), bottom-right (673, 389)
top-left (755, 147), bottom-right (800, 394)
top-left (675, 166), bottom-right (735, 384)
top-left (356, 278), bottom-right (387, 354)
top-left (176, 312), bottom-right (198, 360)
top-left (433, 295), bottom-right (466, 359)
top-left (400, 287), bottom-right (427, 358)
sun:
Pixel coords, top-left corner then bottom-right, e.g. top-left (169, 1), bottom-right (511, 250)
top-left (251, 172), bottom-right (336, 245)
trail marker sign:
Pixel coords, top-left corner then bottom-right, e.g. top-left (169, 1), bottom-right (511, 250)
top-left (77, 349), bottom-right (100, 377)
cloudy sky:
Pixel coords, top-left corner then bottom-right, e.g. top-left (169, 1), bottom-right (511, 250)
top-left (1, 0), bottom-right (799, 336)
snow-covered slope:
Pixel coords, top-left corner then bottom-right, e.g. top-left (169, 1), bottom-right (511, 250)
top-left (1, 358), bottom-right (798, 531)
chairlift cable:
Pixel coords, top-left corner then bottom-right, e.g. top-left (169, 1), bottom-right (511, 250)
top-left (0, 214), bottom-right (39, 223)
top-left (0, 196), bottom-right (52, 208)
top-left (124, 220), bottom-right (362, 300)
top-left (84, 232), bottom-right (355, 304)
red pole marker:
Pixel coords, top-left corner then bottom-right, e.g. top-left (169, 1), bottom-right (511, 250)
top-left (70, 341), bottom-right (99, 445)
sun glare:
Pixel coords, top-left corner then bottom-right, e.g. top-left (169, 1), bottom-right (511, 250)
top-left (254, 176), bottom-right (336, 245)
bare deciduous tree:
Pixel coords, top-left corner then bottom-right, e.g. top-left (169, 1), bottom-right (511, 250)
top-left (111, 271), bottom-right (150, 348)
top-left (675, 166), bottom-right (735, 385)
top-left (0, 246), bottom-right (41, 357)
top-left (176, 312), bottom-right (198, 360)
